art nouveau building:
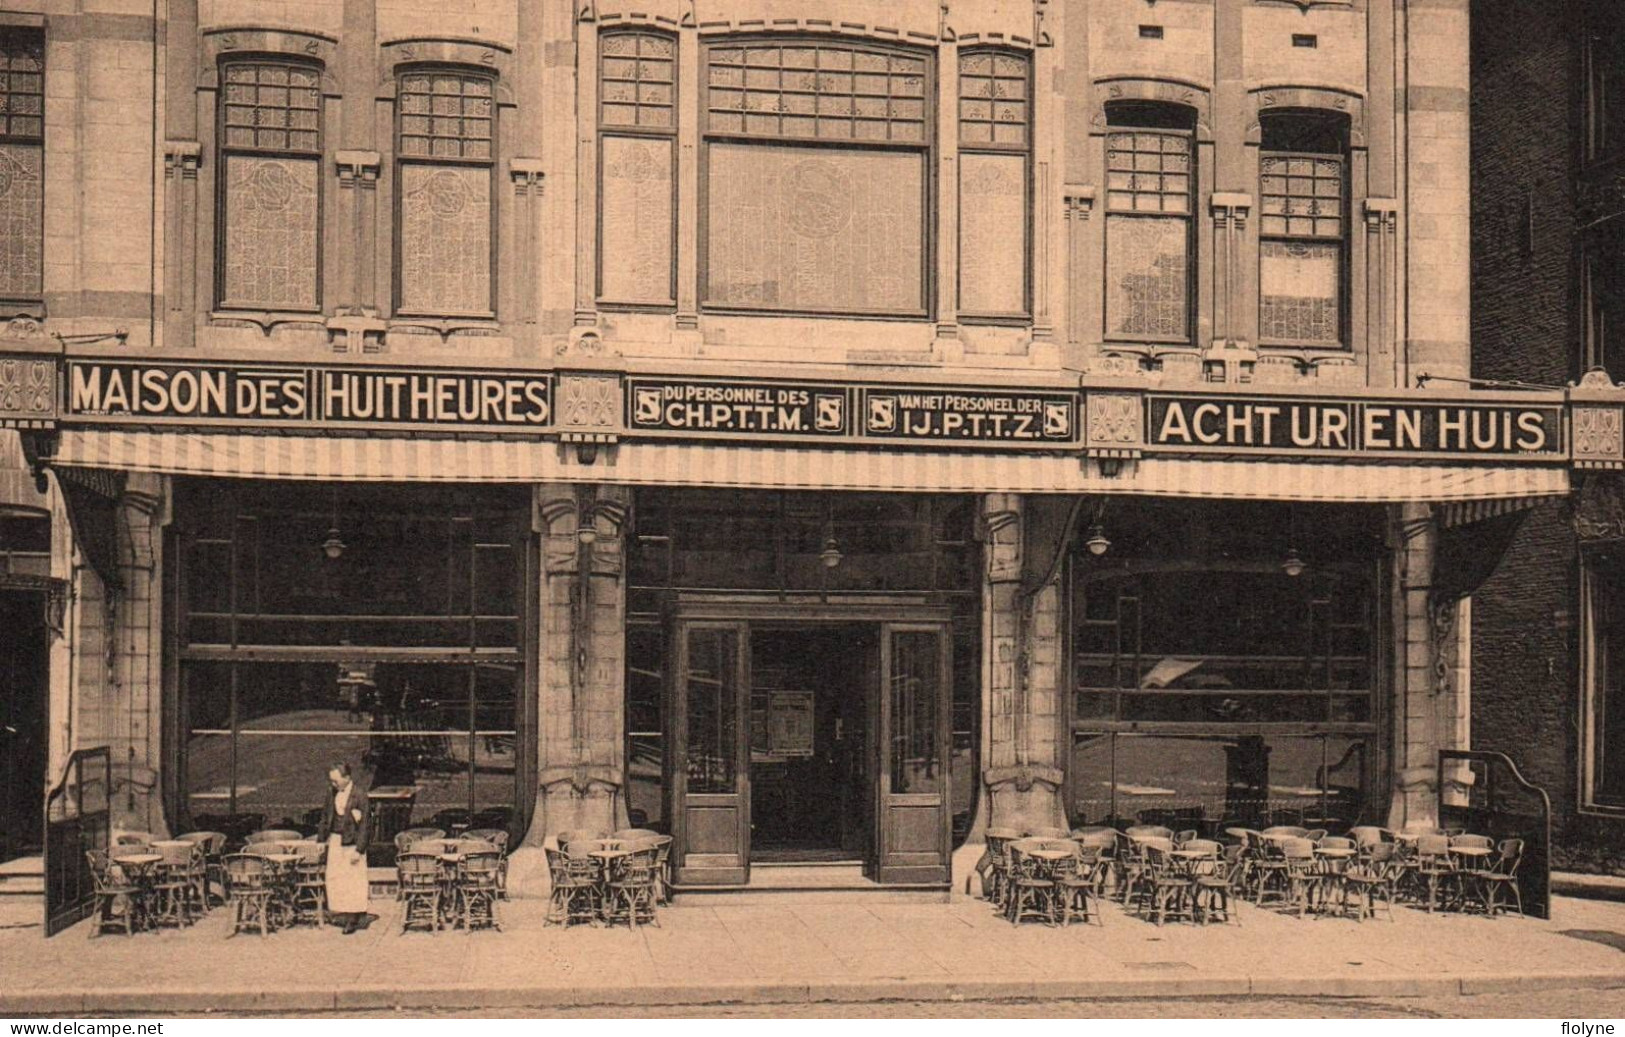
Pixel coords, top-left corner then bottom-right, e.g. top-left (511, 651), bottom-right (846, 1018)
top-left (0, 0), bottom-right (1611, 915)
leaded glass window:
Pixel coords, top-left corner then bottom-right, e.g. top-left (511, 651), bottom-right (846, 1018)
top-left (599, 31), bottom-right (675, 307)
top-left (1104, 106), bottom-right (1194, 342)
top-left (958, 50), bottom-right (1029, 318)
top-left (703, 40), bottom-right (931, 316)
top-left (397, 70), bottom-right (494, 316)
top-left (0, 29), bottom-right (43, 305)
top-left (1259, 111), bottom-right (1347, 348)
top-left (218, 60), bottom-right (321, 311)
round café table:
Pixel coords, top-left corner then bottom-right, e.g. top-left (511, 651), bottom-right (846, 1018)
top-left (258, 853), bottom-right (300, 928)
top-left (111, 853), bottom-right (163, 931)
top-left (588, 847), bottom-right (632, 923)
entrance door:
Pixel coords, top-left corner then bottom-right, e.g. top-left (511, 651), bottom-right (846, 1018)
top-left (669, 621), bottom-right (751, 885)
top-left (0, 591), bottom-right (47, 864)
top-left (874, 623), bottom-right (952, 884)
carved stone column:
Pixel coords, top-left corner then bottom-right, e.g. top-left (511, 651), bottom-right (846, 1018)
top-left (162, 142), bottom-right (202, 349)
top-left (1209, 191), bottom-right (1251, 350)
top-left (1364, 198), bottom-right (1400, 387)
top-left (513, 482), bottom-right (630, 895)
top-left (112, 474), bottom-right (168, 835)
top-left (1389, 502), bottom-right (1452, 831)
top-left (1062, 186), bottom-right (1094, 366)
top-left (511, 159), bottom-right (546, 351)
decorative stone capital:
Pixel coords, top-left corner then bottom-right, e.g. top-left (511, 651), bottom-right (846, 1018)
top-left (1083, 390), bottom-right (1143, 459)
top-left (510, 157), bottom-right (545, 195)
top-left (1211, 191), bottom-right (1252, 229)
top-left (163, 140), bottom-right (202, 180)
top-left (325, 311), bottom-right (387, 354)
top-left (1064, 184), bottom-right (1095, 221)
top-left (1364, 197), bottom-right (1399, 233)
top-left (983, 764), bottom-right (1064, 793)
top-left (983, 496), bottom-right (1022, 584)
top-left (334, 150), bottom-right (381, 187)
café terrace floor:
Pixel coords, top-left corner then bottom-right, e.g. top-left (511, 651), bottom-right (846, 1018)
top-left (5, 887), bottom-right (1625, 1014)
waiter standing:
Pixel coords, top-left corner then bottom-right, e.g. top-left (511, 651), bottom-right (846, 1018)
top-left (317, 762), bottom-right (371, 934)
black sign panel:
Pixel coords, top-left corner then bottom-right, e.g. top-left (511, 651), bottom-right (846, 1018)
top-left (1147, 395), bottom-right (1566, 458)
top-left (64, 360), bottom-right (553, 429)
top-left (861, 387), bottom-right (1077, 443)
top-left (626, 377), bottom-right (852, 436)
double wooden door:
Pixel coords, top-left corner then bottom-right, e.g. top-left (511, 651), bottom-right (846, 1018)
top-left (666, 617), bottom-right (952, 886)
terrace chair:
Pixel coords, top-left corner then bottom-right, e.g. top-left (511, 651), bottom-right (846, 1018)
top-left (1142, 839), bottom-right (1195, 926)
top-left (394, 827), bottom-right (447, 855)
top-left (1348, 826), bottom-right (1394, 848)
top-left (223, 853), bottom-right (274, 938)
top-left (1275, 837), bottom-right (1320, 918)
top-left (1174, 830), bottom-right (1198, 846)
top-left (981, 829), bottom-right (1020, 908)
top-left (1005, 842), bottom-right (1057, 926)
top-left (112, 832), bottom-right (153, 851)
top-left (612, 828), bottom-right (659, 840)
top-left (151, 839), bottom-right (200, 928)
top-left (465, 829), bottom-right (511, 898)
top-left (397, 852), bottom-right (443, 933)
top-left (1053, 844), bottom-right (1105, 927)
top-left (455, 851), bottom-right (503, 931)
top-left (555, 829), bottom-right (607, 852)
top-left (1028, 826), bottom-right (1072, 839)
top-left (604, 844), bottom-right (660, 930)
top-left (1263, 825), bottom-right (1309, 839)
top-left (1249, 832), bottom-right (1293, 906)
top-left (1305, 829), bottom-right (1329, 843)
top-left (1114, 831), bottom-right (1153, 908)
top-left (648, 834), bottom-right (674, 905)
top-left (544, 846), bottom-right (600, 926)
top-left (1408, 833), bottom-right (1457, 913)
top-left (1183, 839), bottom-right (1236, 925)
top-left (86, 850), bottom-right (146, 937)
top-left (291, 841), bottom-right (328, 926)
top-left (177, 831), bottom-right (228, 905)
top-left (1126, 824), bottom-right (1174, 840)
top-left (1339, 841), bottom-right (1400, 921)
top-left (1474, 838), bottom-right (1525, 918)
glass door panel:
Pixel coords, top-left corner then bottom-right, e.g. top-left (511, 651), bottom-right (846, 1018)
top-left (875, 623), bottom-right (951, 884)
top-left (671, 621), bottom-right (750, 885)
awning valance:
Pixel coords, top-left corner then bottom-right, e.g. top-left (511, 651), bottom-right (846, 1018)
top-left (45, 429), bottom-right (1572, 504)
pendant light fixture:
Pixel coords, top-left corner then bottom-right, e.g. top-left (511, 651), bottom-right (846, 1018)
top-left (321, 485), bottom-right (346, 560)
top-left (1084, 498), bottom-right (1111, 556)
top-left (1280, 504), bottom-right (1304, 577)
top-left (819, 497), bottom-right (843, 569)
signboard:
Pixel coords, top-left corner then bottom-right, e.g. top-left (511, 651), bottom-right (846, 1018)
top-left (861, 386), bottom-right (1076, 443)
top-left (1146, 394), bottom-right (1566, 460)
top-left (626, 377), bottom-right (851, 436)
top-left (626, 375), bottom-right (1079, 446)
top-left (63, 359), bottom-right (552, 430)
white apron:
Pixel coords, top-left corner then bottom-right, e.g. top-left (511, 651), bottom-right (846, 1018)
top-left (324, 787), bottom-right (370, 914)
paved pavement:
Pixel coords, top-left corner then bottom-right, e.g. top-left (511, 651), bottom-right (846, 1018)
top-left (5, 893), bottom-right (1625, 1015)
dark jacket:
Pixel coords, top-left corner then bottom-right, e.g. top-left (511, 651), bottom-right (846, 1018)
top-left (316, 782), bottom-right (371, 855)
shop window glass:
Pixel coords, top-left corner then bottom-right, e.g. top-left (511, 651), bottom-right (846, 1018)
top-left (889, 630), bottom-right (942, 794)
top-left (957, 50), bottom-right (1029, 317)
top-left (703, 40), bottom-right (930, 316)
top-left (1587, 554), bottom-right (1625, 808)
top-left (599, 32), bottom-right (675, 306)
top-left (685, 627), bottom-right (739, 794)
top-left (219, 60), bottom-right (321, 311)
top-left (0, 28), bottom-right (44, 305)
top-left (625, 624), bottom-right (665, 829)
top-left (1259, 110), bottom-right (1348, 348)
top-left (397, 70), bottom-right (495, 316)
top-left (1104, 102), bottom-right (1194, 343)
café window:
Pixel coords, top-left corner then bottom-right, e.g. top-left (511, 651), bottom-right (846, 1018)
top-left (1584, 551), bottom-right (1625, 811)
top-left (1258, 109), bottom-right (1349, 349)
top-left (957, 49), bottom-right (1030, 319)
top-left (702, 39), bottom-right (931, 317)
top-left (1104, 102), bottom-right (1195, 344)
top-left (0, 28), bottom-right (43, 308)
top-left (173, 482), bottom-right (529, 852)
top-left (396, 68), bottom-right (496, 317)
top-left (1069, 499), bottom-right (1382, 830)
top-left (218, 59), bottom-right (322, 311)
top-left (598, 30), bottom-right (676, 307)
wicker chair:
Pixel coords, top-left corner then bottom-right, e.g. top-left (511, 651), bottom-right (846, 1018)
top-left (1052, 844), bottom-right (1105, 927)
top-left (544, 846), bottom-right (599, 926)
top-left (397, 852), bottom-right (443, 933)
top-left (394, 827), bottom-right (447, 855)
top-left (1339, 840), bottom-right (1400, 921)
top-left (87, 850), bottom-right (146, 937)
top-left (1473, 838), bottom-right (1526, 918)
top-left (150, 840), bottom-right (200, 928)
top-left (291, 841), bottom-right (328, 926)
top-left (455, 852), bottom-right (503, 931)
top-left (176, 831), bottom-right (228, 905)
top-left (1005, 841), bottom-right (1057, 926)
top-left (604, 844), bottom-right (660, 929)
top-left (245, 829), bottom-right (303, 845)
top-left (223, 854), bottom-right (275, 937)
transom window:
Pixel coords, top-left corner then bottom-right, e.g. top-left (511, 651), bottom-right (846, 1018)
top-left (702, 39), bottom-right (931, 317)
top-left (395, 69), bottom-right (495, 317)
top-left (217, 60), bottom-right (322, 312)
top-left (600, 32), bottom-right (675, 130)
top-left (0, 28), bottom-right (43, 306)
top-left (1103, 102), bottom-right (1195, 343)
top-left (1258, 110), bottom-right (1349, 348)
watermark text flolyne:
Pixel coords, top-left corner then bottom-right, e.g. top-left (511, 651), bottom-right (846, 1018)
top-left (1561, 1024), bottom-right (1616, 1036)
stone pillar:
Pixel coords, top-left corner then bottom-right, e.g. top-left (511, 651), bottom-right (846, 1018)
top-left (512, 482), bottom-right (629, 896)
top-left (109, 474), bottom-right (168, 835)
top-left (1388, 501), bottom-right (1465, 831)
top-left (954, 493), bottom-right (1067, 894)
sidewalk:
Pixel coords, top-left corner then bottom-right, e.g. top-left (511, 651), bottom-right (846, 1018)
top-left (5, 893), bottom-right (1625, 1014)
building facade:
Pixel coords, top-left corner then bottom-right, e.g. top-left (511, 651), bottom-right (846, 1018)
top-left (1471, 0), bottom-right (1625, 876)
top-left (0, 0), bottom-right (1610, 907)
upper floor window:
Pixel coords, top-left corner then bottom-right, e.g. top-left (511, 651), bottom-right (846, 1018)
top-left (702, 39), bottom-right (931, 317)
top-left (1258, 110), bottom-right (1348, 349)
top-left (598, 31), bottom-right (676, 307)
top-left (0, 28), bottom-right (44, 307)
top-left (958, 50), bottom-right (1030, 319)
top-left (396, 69), bottom-right (495, 317)
top-left (1585, 221), bottom-right (1625, 377)
top-left (1104, 102), bottom-right (1194, 344)
top-left (218, 60), bottom-right (322, 311)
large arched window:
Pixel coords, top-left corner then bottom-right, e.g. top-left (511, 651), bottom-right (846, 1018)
top-left (701, 38), bottom-right (932, 317)
top-left (217, 58), bottom-right (323, 311)
top-left (1103, 101), bottom-right (1195, 344)
top-left (395, 67), bottom-right (496, 317)
top-left (1258, 109), bottom-right (1350, 349)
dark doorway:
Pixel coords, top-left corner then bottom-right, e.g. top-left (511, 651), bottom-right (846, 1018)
top-left (0, 591), bottom-right (48, 863)
top-left (748, 625), bottom-right (874, 861)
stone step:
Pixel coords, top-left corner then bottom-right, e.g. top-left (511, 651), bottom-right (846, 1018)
top-left (0, 876), bottom-right (44, 896)
top-left (672, 863), bottom-right (949, 904)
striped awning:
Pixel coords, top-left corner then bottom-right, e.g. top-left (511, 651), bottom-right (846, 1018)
top-left (1436, 496), bottom-right (1549, 528)
top-left (47, 429), bottom-right (1572, 503)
